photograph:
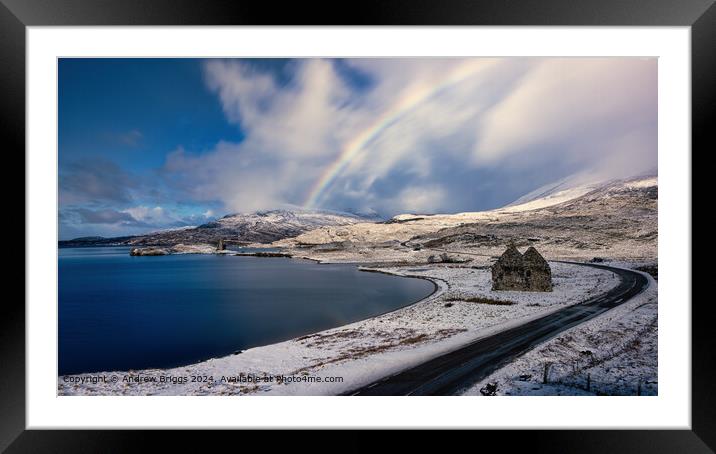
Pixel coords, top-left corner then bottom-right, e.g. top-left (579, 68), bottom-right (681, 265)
top-left (56, 57), bottom-right (659, 397)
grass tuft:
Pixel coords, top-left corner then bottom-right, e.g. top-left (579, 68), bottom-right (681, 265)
top-left (444, 296), bottom-right (516, 306)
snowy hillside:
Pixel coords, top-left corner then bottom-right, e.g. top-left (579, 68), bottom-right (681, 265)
top-left (505, 173), bottom-right (606, 209)
top-left (215, 209), bottom-right (374, 231)
top-left (503, 172), bottom-right (657, 212)
top-left (279, 175), bottom-right (657, 262)
top-left (124, 209), bottom-right (376, 245)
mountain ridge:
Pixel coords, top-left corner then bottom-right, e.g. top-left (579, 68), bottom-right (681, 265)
top-left (277, 175), bottom-right (657, 261)
top-left (59, 209), bottom-right (379, 247)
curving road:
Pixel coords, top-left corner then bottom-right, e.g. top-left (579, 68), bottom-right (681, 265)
top-left (345, 262), bottom-right (648, 396)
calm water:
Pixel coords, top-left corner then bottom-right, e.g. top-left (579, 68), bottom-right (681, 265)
top-left (58, 247), bottom-right (434, 375)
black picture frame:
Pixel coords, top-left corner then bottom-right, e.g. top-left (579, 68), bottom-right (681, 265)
top-left (4, 0), bottom-right (710, 450)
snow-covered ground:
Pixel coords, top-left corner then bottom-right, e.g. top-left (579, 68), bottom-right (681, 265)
top-left (462, 269), bottom-right (657, 396)
top-left (57, 262), bottom-right (619, 396)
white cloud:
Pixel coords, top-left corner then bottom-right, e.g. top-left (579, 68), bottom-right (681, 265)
top-left (162, 58), bottom-right (657, 216)
top-left (391, 185), bottom-right (448, 214)
top-left (474, 58), bottom-right (657, 169)
top-left (122, 206), bottom-right (171, 224)
top-left (204, 59), bottom-right (364, 159)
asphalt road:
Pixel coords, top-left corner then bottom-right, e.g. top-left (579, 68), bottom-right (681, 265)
top-left (345, 262), bottom-right (648, 396)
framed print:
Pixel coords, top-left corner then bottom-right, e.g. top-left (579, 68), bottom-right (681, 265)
top-left (5, 0), bottom-right (711, 450)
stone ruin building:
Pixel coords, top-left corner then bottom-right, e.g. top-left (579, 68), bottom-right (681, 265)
top-left (490, 244), bottom-right (525, 290)
top-left (522, 246), bottom-right (553, 291)
top-left (491, 244), bottom-right (553, 292)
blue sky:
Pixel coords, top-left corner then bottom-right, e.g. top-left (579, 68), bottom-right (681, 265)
top-left (59, 58), bottom-right (657, 240)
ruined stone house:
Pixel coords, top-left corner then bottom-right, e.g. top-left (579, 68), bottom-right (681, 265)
top-left (491, 245), bottom-right (552, 292)
top-left (522, 246), bottom-right (553, 291)
top-left (490, 244), bottom-right (526, 290)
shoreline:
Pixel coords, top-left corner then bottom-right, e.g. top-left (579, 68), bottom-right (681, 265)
top-left (57, 252), bottom-right (442, 377)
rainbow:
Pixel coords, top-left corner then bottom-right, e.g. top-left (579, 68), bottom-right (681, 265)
top-left (302, 60), bottom-right (495, 209)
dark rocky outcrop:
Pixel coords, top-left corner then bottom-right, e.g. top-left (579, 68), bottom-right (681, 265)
top-left (129, 244), bottom-right (217, 256)
top-left (423, 233), bottom-right (498, 248)
top-left (427, 252), bottom-right (471, 264)
top-left (248, 252), bottom-right (292, 258)
top-left (129, 247), bottom-right (170, 256)
top-left (479, 382), bottom-right (498, 396)
top-left (635, 264), bottom-right (658, 280)
top-left (312, 241), bottom-right (355, 252)
top-left (59, 236), bottom-right (135, 248)
top-left (382, 217), bottom-right (425, 224)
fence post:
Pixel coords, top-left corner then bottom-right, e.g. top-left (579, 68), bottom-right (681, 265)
top-left (543, 362), bottom-right (551, 384)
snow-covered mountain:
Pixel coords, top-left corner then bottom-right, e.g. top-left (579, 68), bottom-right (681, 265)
top-left (280, 175), bottom-right (658, 261)
top-left (502, 170), bottom-right (657, 213)
top-left (125, 209), bottom-right (377, 246)
top-left (503, 173), bottom-right (608, 212)
top-left (59, 209), bottom-right (379, 247)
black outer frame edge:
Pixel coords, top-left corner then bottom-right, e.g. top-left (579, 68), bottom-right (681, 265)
top-left (1, 0), bottom-right (715, 25)
top-left (5, 0), bottom-right (712, 451)
top-left (2, 430), bottom-right (715, 453)
top-left (0, 1), bottom-right (26, 453)
top-left (691, 1), bottom-right (716, 451)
